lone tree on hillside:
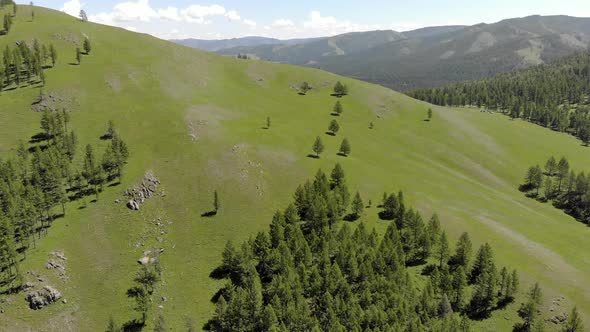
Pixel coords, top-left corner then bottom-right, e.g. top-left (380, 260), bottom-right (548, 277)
top-left (312, 136), bottom-right (324, 157)
top-left (339, 138), bottom-right (351, 156)
top-left (333, 81), bottom-right (348, 97)
top-left (299, 81), bottom-right (311, 95)
top-left (266, 116), bottom-right (271, 129)
top-left (79, 9), bottom-right (88, 22)
top-left (427, 108), bottom-right (433, 121)
top-left (328, 119), bottom-right (340, 135)
top-left (49, 44), bottom-right (57, 67)
top-left (333, 100), bottom-right (343, 116)
top-left (30, 1), bottom-right (34, 21)
top-left (213, 190), bottom-right (219, 213)
top-left (75, 47), bottom-right (81, 65)
top-left (83, 37), bottom-right (91, 54)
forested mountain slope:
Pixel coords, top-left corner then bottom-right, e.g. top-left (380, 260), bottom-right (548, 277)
top-left (212, 15), bottom-right (590, 91)
top-left (408, 51), bottom-right (590, 142)
top-left (216, 30), bottom-right (405, 64)
top-left (316, 15), bottom-right (590, 90)
top-left (0, 4), bottom-right (589, 331)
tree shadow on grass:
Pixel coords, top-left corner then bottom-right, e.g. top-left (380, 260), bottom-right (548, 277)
top-left (306, 154), bottom-right (319, 159)
top-left (330, 113), bottom-right (340, 116)
top-left (122, 319), bottom-right (144, 332)
top-left (68, 62), bottom-right (79, 66)
top-left (343, 213), bottom-right (359, 222)
top-left (29, 132), bottom-right (50, 143)
top-left (201, 210), bottom-right (217, 217)
top-left (423, 119), bottom-right (431, 122)
top-left (337, 152), bottom-right (348, 157)
top-left (210, 287), bottom-right (228, 303)
top-left (325, 131), bottom-right (335, 136)
top-left (108, 181), bottom-right (121, 187)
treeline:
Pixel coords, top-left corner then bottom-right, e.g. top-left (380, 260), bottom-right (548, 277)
top-left (1, 40), bottom-right (57, 91)
top-left (1, 1), bottom-right (16, 36)
top-left (522, 155), bottom-right (590, 225)
top-left (408, 52), bottom-right (590, 143)
top-left (205, 164), bottom-right (524, 331)
top-left (0, 111), bottom-right (128, 291)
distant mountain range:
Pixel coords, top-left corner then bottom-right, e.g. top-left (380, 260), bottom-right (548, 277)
top-left (172, 15), bottom-right (590, 91)
top-left (170, 36), bottom-right (323, 52)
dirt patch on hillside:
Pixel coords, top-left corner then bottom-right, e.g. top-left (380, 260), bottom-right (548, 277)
top-left (31, 90), bottom-right (78, 112)
top-left (185, 104), bottom-right (237, 141)
top-left (476, 215), bottom-right (580, 277)
top-left (52, 33), bottom-right (81, 46)
top-left (246, 62), bottom-right (277, 87)
top-left (436, 108), bottom-right (504, 156)
top-left (466, 32), bottom-right (496, 54)
top-left (105, 74), bottom-right (122, 92)
top-left (207, 143), bottom-right (267, 197)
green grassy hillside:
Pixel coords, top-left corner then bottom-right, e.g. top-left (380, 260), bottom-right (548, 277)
top-left (1, 5), bottom-right (590, 331)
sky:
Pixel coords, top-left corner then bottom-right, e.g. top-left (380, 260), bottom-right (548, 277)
top-left (21, 0), bottom-right (590, 40)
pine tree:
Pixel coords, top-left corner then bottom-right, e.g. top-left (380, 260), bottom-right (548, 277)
top-left (351, 192), bottom-right (363, 219)
top-left (427, 108), bottom-right (433, 120)
top-left (49, 44), bottom-right (57, 67)
top-left (339, 138), bottom-right (350, 156)
top-left (562, 306), bottom-right (584, 332)
top-left (451, 232), bottom-right (472, 267)
top-left (333, 100), bottom-right (343, 115)
top-left (214, 190), bottom-right (219, 213)
top-left (83, 37), bottom-right (91, 54)
top-left (436, 231), bottom-right (450, 268)
top-left (312, 136), bottom-right (324, 157)
top-left (266, 116), bottom-right (271, 129)
top-left (76, 47), bottom-right (81, 65)
top-left (333, 81), bottom-right (348, 96)
top-left (299, 81), bottom-right (311, 95)
top-left (545, 156), bottom-right (557, 176)
top-left (328, 119), bottom-right (340, 135)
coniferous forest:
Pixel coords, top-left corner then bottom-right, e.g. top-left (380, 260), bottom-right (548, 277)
top-left (205, 165), bottom-right (524, 331)
top-left (0, 111), bottom-right (129, 292)
top-left (408, 52), bottom-right (590, 143)
top-left (522, 156), bottom-right (590, 226)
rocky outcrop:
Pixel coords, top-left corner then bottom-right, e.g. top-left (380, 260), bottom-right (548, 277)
top-left (25, 286), bottom-right (62, 310)
top-left (125, 172), bottom-right (160, 210)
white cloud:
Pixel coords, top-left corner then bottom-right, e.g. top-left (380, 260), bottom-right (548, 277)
top-left (125, 26), bottom-right (138, 31)
top-left (303, 11), bottom-right (376, 35)
top-left (271, 18), bottom-right (295, 28)
top-left (89, 0), bottom-right (158, 25)
top-left (158, 7), bottom-right (181, 22)
top-left (180, 4), bottom-right (226, 23)
top-left (243, 19), bottom-right (257, 28)
top-left (61, 0), bottom-right (82, 17)
top-left (88, 1), bottom-right (236, 26)
top-left (225, 10), bottom-right (240, 22)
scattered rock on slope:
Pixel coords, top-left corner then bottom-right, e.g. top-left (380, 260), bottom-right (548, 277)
top-left (25, 286), bottom-right (62, 310)
top-left (125, 171), bottom-right (160, 210)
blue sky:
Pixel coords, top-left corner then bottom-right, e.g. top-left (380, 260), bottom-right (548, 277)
top-left (23, 0), bottom-right (590, 39)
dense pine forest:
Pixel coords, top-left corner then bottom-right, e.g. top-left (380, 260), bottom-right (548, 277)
top-left (203, 165), bottom-right (530, 331)
top-left (522, 155), bottom-right (590, 226)
top-left (408, 52), bottom-right (590, 143)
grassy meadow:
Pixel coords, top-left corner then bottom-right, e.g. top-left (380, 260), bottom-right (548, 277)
top-left (0, 5), bottom-right (589, 331)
